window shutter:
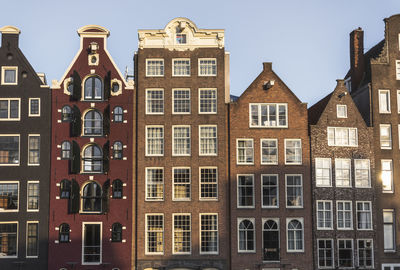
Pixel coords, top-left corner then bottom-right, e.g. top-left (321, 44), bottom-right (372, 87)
top-left (70, 140), bottom-right (81, 174)
top-left (68, 179), bottom-right (80, 214)
top-left (71, 70), bottom-right (82, 101)
top-left (103, 141), bottom-right (110, 173)
top-left (103, 105), bottom-right (110, 136)
top-left (70, 105), bottom-right (81, 137)
top-left (102, 179), bottom-right (110, 214)
top-left (104, 71), bottom-right (111, 100)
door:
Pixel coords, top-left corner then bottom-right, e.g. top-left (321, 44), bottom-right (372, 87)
top-left (263, 219), bottom-right (279, 261)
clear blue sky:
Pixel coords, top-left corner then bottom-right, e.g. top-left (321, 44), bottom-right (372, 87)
top-left (2, 0), bottom-right (399, 105)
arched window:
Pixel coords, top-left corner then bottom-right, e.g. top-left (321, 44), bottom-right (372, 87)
top-left (82, 144), bottom-right (102, 172)
top-left (113, 106), bottom-right (123, 122)
top-left (83, 110), bottom-right (103, 135)
top-left (62, 106), bottom-right (72, 122)
top-left (113, 141), bottom-right (123, 159)
top-left (112, 179), bottom-right (123, 199)
top-left (111, 223), bottom-right (122, 242)
top-left (60, 179), bottom-right (71, 199)
top-left (287, 219), bottom-right (303, 251)
top-left (238, 219), bottom-right (255, 252)
top-left (61, 141), bottom-right (71, 159)
top-left (263, 219), bottom-right (279, 261)
top-left (84, 76), bottom-right (102, 100)
top-left (59, 223), bottom-right (70, 243)
top-left (82, 182), bottom-right (102, 212)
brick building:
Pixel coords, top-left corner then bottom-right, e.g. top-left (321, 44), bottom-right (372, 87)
top-left (47, 25), bottom-right (134, 270)
top-left (229, 62), bottom-right (312, 270)
top-left (309, 80), bottom-right (377, 269)
top-left (134, 18), bottom-right (230, 270)
top-left (346, 14), bottom-right (400, 269)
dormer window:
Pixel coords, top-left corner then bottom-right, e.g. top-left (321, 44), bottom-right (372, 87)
top-left (337, 105), bottom-right (347, 118)
top-left (176, 33), bottom-right (187, 44)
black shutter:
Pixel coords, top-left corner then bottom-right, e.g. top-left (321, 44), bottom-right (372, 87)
top-left (68, 179), bottom-right (80, 214)
top-left (103, 141), bottom-right (110, 174)
top-left (70, 140), bottom-right (81, 174)
top-left (71, 70), bottom-right (82, 101)
top-left (103, 105), bottom-right (110, 137)
top-left (70, 105), bottom-right (81, 137)
top-left (102, 179), bottom-right (110, 214)
top-left (104, 71), bottom-right (111, 100)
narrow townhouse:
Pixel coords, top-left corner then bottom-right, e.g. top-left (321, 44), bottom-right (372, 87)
top-left (0, 26), bottom-right (51, 269)
top-left (229, 62), bottom-right (313, 270)
top-left (309, 80), bottom-right (377, 269)
top-left (47, 25), bottom-right (134, 270)
top-left (134, 18), bottom-right (230, 270)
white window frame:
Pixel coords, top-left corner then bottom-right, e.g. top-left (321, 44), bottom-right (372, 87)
top-left (382, 264), bottom-right (400, 270)
top-left (0, 221), bottom-right (18, 258)
top-left (172, 167), bottom-right (191, 201)
top-left (172, 58), bottom-right (190, 77)
top-left (1, 66), bottom-right (18, 85)
top-left (145, 89), bottom-right (164, 115)
top-left (380, 124), bottom-right (392, 149)
top-left (172, 88), bottom-right (191, 115)
top-left (145, 59), bottom-right (164, 77)
top-left (260, 138), bottom-right (278, 165)
top-left (81, 222), bottom-right (102, 265)
top-left (28, 134), bottom-right (40, 166)
top-left (381, 159), bottom-right (393, 193)
top-left (396, 60), bottom-right (400, 80)
top-left (337, 104), bottom-right (347, 118)
top-left (199, 213), bottom-right (219, 255)
top-left (357, 239), bottom-right (374, 269)
top-left (337, 239), bottom-right (354, 268)
top-left (199, 167), bottom-right (218, 201)
top-left (145, 167), bottom-right (164, 201)
top-left (261, 174), bottom-right (279, 208)
top-left (327, 127), bottom-right (358, 147)
top-left (397, 90), bottom-right (400, 113)
top-left (316, 200), bottom-right (333, 230)
top-left (0, 134), bottom-right (20, 166)
top-left (0, 98), bottom-right (20, 121)
top-left (198, 58), bottom-right (217, 76)
top-left (237, 217), bottom-right (256, 253)
top-left (198, 88), bottom-right (217, 114)
top-left (0, 181), bottom-right (19, 212)
top-left (336, 201), bottom-right (353, 230)
top-left (172, 213), bottom-right (191, 255)
top-left (379, 89), bottom-right (391, 113)
top-left (27, 181), bottom-right (39, 212)
top-left (315, 158), bottom-right (332, 187)
top-left (28, 98), bottom-right (40, 117)
top-left (383, 209), bottom-right (396, 252)
top-left (26, 221), bottom-right (39, 258)
top-left (285, 174), bottom-right (303, 208)
top-left (172, 125), bottom-right (191, 156)
top-left (317, 238), bottom-right (334, 269)
top-left (199, 125), bottom-right (217, 156)
top-left (335, 158), bottom-right (352, 187)
top-left (356, 201), bottom-right (373, 230)
top-left (145, 214), bottom-right (164, 255)
top-left (286, 218), bottom-right (304, 252)
top-left (354, 159), bottom-right (371, 188)
top-left (236, 139), bottom-right (254, 165)
top-left (237, 174), bottom-right (255, 208)
top-left (249, 103), bottom-right (288, 128)
top-left (284, 139), bottom-right (302, 165)
top-left (145, 125), bottom-right (164, 157)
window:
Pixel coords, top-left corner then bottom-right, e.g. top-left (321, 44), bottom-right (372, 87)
top-left (146, 168), bottom-right (164, 201)
top-left (357, 202), bottom-right (372, 230)
top-left (28, 135), bottom-right (40, 165)
top-left (0, 222), bottom-right (18, 257)
top-left (380, 124), bottom-right (392, 149)
top-left (29, 98), bottom-right (40, 117)
top-left (81, 182), bottom-right (102, 213)
top-left (315, 158), bottom-right (332, 187)
top-left (238, 218), bottom-right (255, 252)
top-left (262, 219), bottom-right (280, 261)
top-left (237, 175), bottom-right (254, 208)
top-left (60, 179), bottom-right (71, 199)
top-left (200, 214), bottom-right (218, 254)
top-left (198, 58), bottom-right (217, 76)
top-left (173, 214), bottom-right (191, 254)
top-left (335, 159), bottom-right (351, 187)
top-left (327, 127), bottom-right (358, 146)
top-left (286, 175), bottom-right (303, 208)
top-left (173, 126), bottom-right (190, 156)
top-left (237, 139), bottom-right (254, 164)
top-left (287, 219), bottom-right (303, 252)
top-left (59, 223), bottom-right (70, 243)
top-left (262, 174), bottom-right (278, 208)
top-left (381, 160), bottom-right (393, 192)
top-left (379, 90), bottom-right (391, 113)
top-left (397, 90), bottom-right (400, 113)
top-left (1, 66), bottom-right (17, 85)
top-left (176, 33), bottom-right (187, 44)
top-left (285, 139), bottom-right (301, 164)
top-left (337, 104), bottom-right (347, 118)
top-left (383, 210), bottom-right (395, 251)
top-left (337, 201), bottom-right (352, 230)
top-left (250, 103), bottom-right (287, 128)
top-left (0, 135), bottom-right (19, 165)
top-left (113, 107), bottom-right (123, 122)
top-left (261, 139), bottom-right (278, 164)
top-left (146, 214), bottom-right (164, 254)
top-left (173, 59), bottom-right (190, 76)
top-left (83, 110), bottom-right (103, 135)
top-left (82, 223), bottom-right (102, 264)
top-left (173, 89), bottom-right (190, 114)
top-left (82, 145), bottom-right (102, 172)
top-left (199, 167), bottom-right (218, 200)
top-left (338, 239), bottom-right (353, 268)
top-left (27, 181), bottom-right (39, 211)
top-left (84, 76), bottom-right (103, 100)
top-left (26, 222), bottom-right (38, 257)
top-left (146, 89), bottom-right (164, 114)
top-left (355, 159), bottom-right (370, 188)
top-left (199, 126), bottom-right (217, 156)
top-left (358, 239), bottom-right (373, 268)
top-left (146, 59), bottom-right (164, 77)
top-left (318, 239), bottom-right (334, 268)
top-left (0, 182), bottom-right (18, 211)
top-left (111, 223), bottom-right (122, 242)
top-left (199, 89), bottom-right (217, 114)
top-left (61, 141), bottom-right (71, 159)
top-left (317, 201), bottom-right (333, 229)
top-left (62, 106), bottom-right (72, 122)
top-left (113, 141), bottom-right (123, 160)
top-left (173, 168), bottom-right (190, 201)
top-left (146, 126), bottom-right (164, 156)
top-left (0, 99), bottom-right (19, 120)
top-left (112, 179), bottom-right (123, 199)
top-left (111, 82), bottom-right (120, 93)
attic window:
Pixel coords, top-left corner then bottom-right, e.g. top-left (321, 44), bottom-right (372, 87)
top-left (176, 33), bottom-right (186, 44)
top-left (1, 66), bottom-right (18, 85)
top-left (337, 105), bottom-right (347, 118)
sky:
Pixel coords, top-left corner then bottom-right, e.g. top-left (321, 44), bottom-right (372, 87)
top-left (1, 0), bottom-right (399, 106)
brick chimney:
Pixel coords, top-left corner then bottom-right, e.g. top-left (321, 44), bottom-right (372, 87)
top-left (0, 26), bottom-right (20, 49)
top-left (349, 27), bottom-right (365, 92)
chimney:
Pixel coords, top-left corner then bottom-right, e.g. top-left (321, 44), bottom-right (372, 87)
top-left (349, 27), bottom-right (365, 91)
top-left (263, 62), bottom-right (272, 71)
top-left (0, 26), bottom-right (20, 49)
